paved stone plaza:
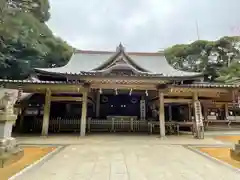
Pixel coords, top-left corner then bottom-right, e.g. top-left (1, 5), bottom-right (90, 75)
top-left (11, 135), bottom-right (240, 180)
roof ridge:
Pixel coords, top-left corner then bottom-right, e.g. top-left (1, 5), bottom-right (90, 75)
top-left (128, 52), bottom-right (164, 56)
top-left (75, 50), bottom-right (113, 54)
top-left (75, 49), bottom-right (164, 56)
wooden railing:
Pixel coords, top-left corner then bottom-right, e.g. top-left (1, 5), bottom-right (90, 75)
top-left (88, 118), bottom-right (148, 132)
top-left (21, 116), bottom-right (240, 134)
top-left (205, 116), bottom-right (240, 128)
top-left (50, 117), bottom-right (81, 132)
top-left (23, 116), bottom-right (149, 133)
top-left (148, 121), bottom-right (194, 135)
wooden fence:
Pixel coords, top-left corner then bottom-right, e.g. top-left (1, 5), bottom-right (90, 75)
top-left (88, 118), bottom-right (149, 132)
top-left (22, 116), bottom-right (150, 133)
top-left (20, 117), bottom-right (200, 134)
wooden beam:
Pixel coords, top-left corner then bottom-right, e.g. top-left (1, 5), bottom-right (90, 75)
top-left (170, 87), bottom-right (230, 94)
top-left (200, 101), bottom-right (230, 105)
top-left (160, 91), bottom-right (225, 98)
top-left (164, 98), bottom-right (192, 103)
top-left (2, 83), bottom-right (86, 93)
top-left (90, 83), bottom-right (157, 90)
top-left (83, 76), bottom-right (167, 83)
top-left (51, 96), bottom-right (83, 102)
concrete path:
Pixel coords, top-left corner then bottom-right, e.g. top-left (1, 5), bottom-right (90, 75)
top-left (13, 135), bottom-right (240, 180)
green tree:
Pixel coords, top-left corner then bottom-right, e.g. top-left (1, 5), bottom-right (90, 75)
top-left (8, 0), bottom-right (50, 22)
top-left (164, 37), bottom-right (240, 82)
top-left (0, 0), bottom-right (73, 79)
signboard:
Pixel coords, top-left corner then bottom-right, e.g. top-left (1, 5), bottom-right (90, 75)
top-left (194, 101), bottom-right (203, 127)
top-left (25, 108), bottom-right (38, 115)
top-left (232, 91), bottom-right (240, 108)
top-left (237, 96), bottom-right (240, 108)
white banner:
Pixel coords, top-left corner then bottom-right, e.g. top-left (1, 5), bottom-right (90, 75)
top-left (194, 101), bottom-right (203, 127)
top-left (140, 100), bottom-right (146, 120)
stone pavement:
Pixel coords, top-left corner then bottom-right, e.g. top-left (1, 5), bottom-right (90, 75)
top-left (15, 134), bottom-right (222, 145)
top-left (12, 135), bottom-right (240, 180)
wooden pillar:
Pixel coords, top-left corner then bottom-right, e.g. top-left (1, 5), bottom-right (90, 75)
top-left (159, 91), bottom-right (165, 137)
top-left (188, 103), bottom-right (192, 121)
top-left (192, 92), bottom-right (198, 136)
top-left (18, 100), bottom-right (29, 132)
top-left (96, 91), bottom-right (100, 118)
top-left (202, 104), bottom-right (207, 122)
top-left (19, 109), bottom-right (25, 132)
top-left (80, 91), bottom-right (88, 136)
top-left (224, 103), bottom-right (228, 120)
top-left (41, 89), bottom-right (51, 136)
top-left (168, 105), bottom-right (172, 121)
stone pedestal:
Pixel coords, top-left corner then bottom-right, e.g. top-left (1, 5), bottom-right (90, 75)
top-left (0, 114), bottom-right (23, 168)
top-left (230, 140), bottom-right (240, 162)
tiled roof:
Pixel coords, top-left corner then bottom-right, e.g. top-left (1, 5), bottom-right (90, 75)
top-left (0, 79), bottom-right (83, 85)
top-left (1, 79), bottom-right (239, 89)
top-left (34, 45), bottom-right (203, 78)
top-left (176, 83), bottom-right (240, 88)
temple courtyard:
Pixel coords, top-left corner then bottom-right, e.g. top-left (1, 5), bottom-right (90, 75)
top-left (2, 133), bottom-right (238, 180)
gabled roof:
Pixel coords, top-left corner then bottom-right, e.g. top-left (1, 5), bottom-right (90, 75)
top-left (35, 44), bottom-right (203, 78)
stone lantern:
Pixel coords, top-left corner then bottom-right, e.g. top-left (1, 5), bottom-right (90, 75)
top-left (0, 89), bottom-right (23, 168)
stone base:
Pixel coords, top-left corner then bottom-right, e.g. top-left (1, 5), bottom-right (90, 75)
top-left (194, 126), bottom-right (204, 139)
top-left (230, 149), bottom-right (240, 162)
top-left (0, 149), bottom-right (23, 168)
top-left (0, 137), bottom-right (23, 168)
top-left (230, 144), bottom-right (240, 162)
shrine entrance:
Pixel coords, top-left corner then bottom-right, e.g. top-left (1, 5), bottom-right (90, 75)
top-left (99, 94), bottom-right (141, 118)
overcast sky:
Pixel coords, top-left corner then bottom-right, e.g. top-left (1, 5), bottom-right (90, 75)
top-left (47, 0), bottom-right (240, 52)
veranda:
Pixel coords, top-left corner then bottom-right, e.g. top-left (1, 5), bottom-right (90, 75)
top-left (3, 79), bottom-right (239, 138)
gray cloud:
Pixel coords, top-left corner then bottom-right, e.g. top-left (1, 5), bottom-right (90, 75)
top-left (47, 0), bottom-right (240, 51)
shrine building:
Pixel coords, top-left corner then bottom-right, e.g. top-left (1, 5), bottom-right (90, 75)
top-left (1, 44), bottom-right (240, 138)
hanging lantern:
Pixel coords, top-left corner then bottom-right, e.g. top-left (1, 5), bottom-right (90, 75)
top-left (131, 97), bottom-right (138, 104)
top-left (101, 96), bottom-right (108, 103)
